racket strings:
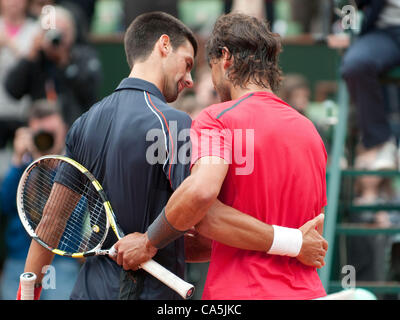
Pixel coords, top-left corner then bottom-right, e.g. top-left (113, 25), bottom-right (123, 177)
top-left (22, 195), bottom-right (99, 248)
top-left (27, 161), bottom-right (106, 252)
top-left (21, 158), bottom-right (108, 254)
top-left (22, 167), bottom-right (98, 245)
top-left (23, 164), bottom-right (95, 249)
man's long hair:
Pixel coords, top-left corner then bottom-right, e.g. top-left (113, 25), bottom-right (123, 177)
top-left (206, 13), bottom-right (282, 92)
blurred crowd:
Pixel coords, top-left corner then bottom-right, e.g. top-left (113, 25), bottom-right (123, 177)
top-left (0, 0), bottom-right (102, 300)
top-left (0, 0), bottom-right (399, 300)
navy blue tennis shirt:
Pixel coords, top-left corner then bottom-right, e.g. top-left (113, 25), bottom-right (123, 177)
top-left (65, 77), bottom-right (192, 300)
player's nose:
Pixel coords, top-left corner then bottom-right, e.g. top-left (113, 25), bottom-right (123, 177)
top-left (184, 72), bottom-right (193, 89)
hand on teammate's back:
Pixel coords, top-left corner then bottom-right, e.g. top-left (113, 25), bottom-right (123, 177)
top-left (297, 214), bottom-right (328, 269)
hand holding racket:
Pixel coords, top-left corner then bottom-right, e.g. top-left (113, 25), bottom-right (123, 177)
top-left (110, 232), bottom-right (158, 271)
top-left (17, 155), bottom-right (194, 299)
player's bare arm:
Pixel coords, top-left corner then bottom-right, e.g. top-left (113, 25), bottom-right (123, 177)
top-left (184, 228), bottom-right (212, 263)
top-left (23, 183), bottom-right (80, 286)
top-left (113, 156), bottom-right (328, 270)
top-left (112, 156), bottom-right (227, 269)
top-left (194, 199), bottom-right (327, 268)
top-left (21, 182), bottom-right (79, 300)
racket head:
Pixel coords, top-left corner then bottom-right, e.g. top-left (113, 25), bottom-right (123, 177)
top-left (17, 155), bottom-right (115, 258)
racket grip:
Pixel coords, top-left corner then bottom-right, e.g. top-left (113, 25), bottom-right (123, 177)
top-left (108, 245), bottom-right (117, 258)
top-left (141, 259), bottom-right (195, 299)
top-left (19, 272), bottom-right (37, 300)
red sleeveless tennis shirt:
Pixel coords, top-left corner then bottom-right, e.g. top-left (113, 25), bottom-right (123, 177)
top-left (190, 91), bottom-right (327, 300)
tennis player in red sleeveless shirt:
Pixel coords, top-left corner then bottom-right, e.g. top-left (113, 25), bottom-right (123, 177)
top-left (112, 13), bottom-right (328, 300)
top-left (190, 14), bottom-right (328, 300)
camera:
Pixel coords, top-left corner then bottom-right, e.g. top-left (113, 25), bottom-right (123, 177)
top-left (33, 130), bottom-right (54, 152)
top-left (45, 29), bottom-right (63, 47)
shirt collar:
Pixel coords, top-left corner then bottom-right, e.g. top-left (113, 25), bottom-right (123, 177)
top-left (114, 77), bottom-right (166, 103)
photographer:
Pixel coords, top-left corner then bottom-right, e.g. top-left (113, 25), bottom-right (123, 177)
top-left (0, 99), bottom-right (80, 300)
top-left (4, 5), bottom-right (102, 127)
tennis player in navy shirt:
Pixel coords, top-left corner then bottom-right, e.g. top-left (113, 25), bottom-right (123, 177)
top-left (22, 11), bottom-right (196, 300)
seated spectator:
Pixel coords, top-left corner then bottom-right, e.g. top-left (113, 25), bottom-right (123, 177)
top-left (332, 0), bottom-right (400, 171)
top-left (0, 99), bottom-right (80, 300)
top-left (4, 5), bottom-right (102, 127)
top-left (348, 172), bottom-right (400, 293)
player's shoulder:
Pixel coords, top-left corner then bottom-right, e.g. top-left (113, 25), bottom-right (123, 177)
top-left (198, 92), bottom-right (261, 121)
top-left (164, 104), bottom-right (192, 123)
top-left (195, 100), bottom-right (236, 122)
top-left (66, 97), bottom-right (107, 141)
top-left (150, 94), bottom-right (193, 128)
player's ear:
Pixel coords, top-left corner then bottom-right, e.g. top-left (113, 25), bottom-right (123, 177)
top-left (158, 34), bottom-right (171, 57)
top-left (221, 47), bottom-right (233, 70)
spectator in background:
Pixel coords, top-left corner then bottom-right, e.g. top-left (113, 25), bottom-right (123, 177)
top-left (0, 99), bottom-right (80, 300)
top-left (228, 0), bottom-right (266, 20)
top-left (326, 0), bottom-right (400, 293)
top-left (288, 0), bottom-right (329, 35)
top-left (172, 67), bottom-right (219, 119)
top-left (4, 5), bottom-right (102, 127)
top-left (171, 91), bottom-right (199, 119)
top-left (58, 0), bottom-right (96, 26)
top-left (28, 0), bottom-right (54, 18)
top-left (348, 173), bottom-right (396, 291)
top-left (29, 0), bottom-right (96, 44)
top-left (57, 0), bottom-right (97, 44)
top-left (123, 0), bottom-right (178, 28)
top-left (173, 67), bottom-right (220, 119)
top-left (277, 73), bottom-right (337, 156)
top-left (224, 0), bottom-right (273, 21)
top-left (278, 74), bottom-right (311, 116)
top-left (329, 0), bottom-right (400, 171)
top-left (194, 67), bottom-right (219, 110)
top-left (29, 0), bottom-right (96, 28)
top-left (0, 0), bottom-right (40, 150)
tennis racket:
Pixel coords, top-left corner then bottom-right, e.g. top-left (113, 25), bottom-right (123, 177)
top-left (17, 155), bottom-right (194, 299)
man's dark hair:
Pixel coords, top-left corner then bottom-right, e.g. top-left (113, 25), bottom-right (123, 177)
top-left (124, 11), bottom-right (198, 68)
top-left (206, 13), bottom-right (282, 92)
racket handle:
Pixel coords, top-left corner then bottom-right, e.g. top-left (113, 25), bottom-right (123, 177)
top-left (19, 272), bottom-right (36, 300)
top-left (108, 245), bottom-right (117, 258)
top-left (107, 247), bottom-right (194, 299)
top-left (141, 259), bottom-right (195, 299)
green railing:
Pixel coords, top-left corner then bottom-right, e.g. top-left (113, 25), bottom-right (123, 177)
top-left (319, 79), bottom-right (349, 290)
top-left (320, 66), bottom-right (400, 295)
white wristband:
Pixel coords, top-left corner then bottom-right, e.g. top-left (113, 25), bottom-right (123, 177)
top-left (267, 225), bottom-right (303, 257)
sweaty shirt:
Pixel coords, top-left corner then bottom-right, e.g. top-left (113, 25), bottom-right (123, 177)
top-left (190, 91), bottom-right (327, 300)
